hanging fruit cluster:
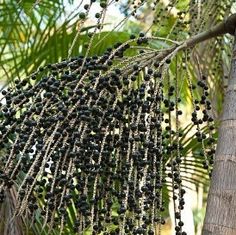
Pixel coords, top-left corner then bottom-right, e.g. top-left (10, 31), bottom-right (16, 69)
top-left (0, 33), bottom-right (216, 235)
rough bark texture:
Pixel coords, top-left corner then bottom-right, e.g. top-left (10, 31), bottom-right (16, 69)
top-left (202, 33), bottom-right (236, 235)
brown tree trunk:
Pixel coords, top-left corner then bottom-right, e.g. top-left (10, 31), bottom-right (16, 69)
top-left (202, 32), bottom-right (236, 235)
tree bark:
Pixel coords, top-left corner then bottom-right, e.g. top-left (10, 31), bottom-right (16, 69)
top-left (202, 32), bottom-right (236, 235)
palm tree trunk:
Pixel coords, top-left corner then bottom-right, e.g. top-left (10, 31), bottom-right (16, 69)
top-left (202, 32), bottom-right (236, 235)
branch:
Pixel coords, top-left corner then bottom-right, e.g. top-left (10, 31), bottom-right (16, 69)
top-left (184, 14), bottom-right (236, 48)
top-left (154, 14), bottom-right (236, 64)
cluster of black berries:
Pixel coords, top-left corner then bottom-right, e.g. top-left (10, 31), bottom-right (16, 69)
top-left (0, 38), bottom-right (215, 234)
top-left (188, 75), bottom-right (216, 175)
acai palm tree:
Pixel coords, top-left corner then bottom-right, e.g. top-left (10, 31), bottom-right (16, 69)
top-left (0, 1), bottom-right (235, 234)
